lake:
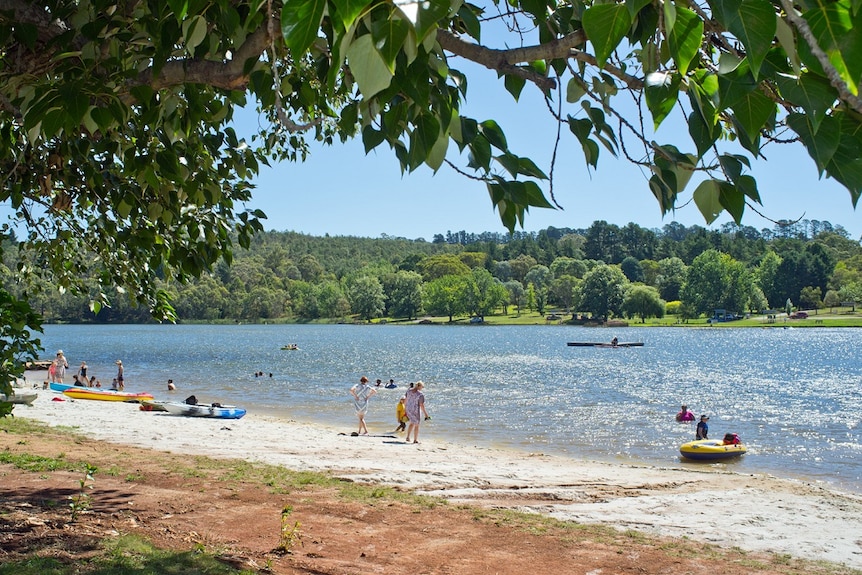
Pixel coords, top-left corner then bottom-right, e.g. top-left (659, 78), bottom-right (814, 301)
top-left (31, 324), bottom-right (862, 494)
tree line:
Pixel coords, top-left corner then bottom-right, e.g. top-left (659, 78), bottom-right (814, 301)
top-left (3, 220), bottom-right (861, 324)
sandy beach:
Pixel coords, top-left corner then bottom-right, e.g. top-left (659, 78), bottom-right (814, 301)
top-left (12, 395), bottom-right (862, 570)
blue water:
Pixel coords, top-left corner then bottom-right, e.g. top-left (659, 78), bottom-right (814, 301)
top-left (33, 324), bottom-right (862, 493)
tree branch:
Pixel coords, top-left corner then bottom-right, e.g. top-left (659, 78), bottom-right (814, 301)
top-left (437, 29), bottom-right (589, 92)
top-left (779, 0), bottom-right (862, 115)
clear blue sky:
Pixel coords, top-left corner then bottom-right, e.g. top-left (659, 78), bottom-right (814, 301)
top-left (238, 61), bottom-right (862, 242)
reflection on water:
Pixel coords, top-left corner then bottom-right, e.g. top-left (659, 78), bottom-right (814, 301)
top-left (36, 324), bottom-right (862, 493)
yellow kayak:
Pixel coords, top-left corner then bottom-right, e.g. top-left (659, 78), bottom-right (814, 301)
top-left (679, 439), bottom-right (747, 461)
top-left (63, 388), bottom-right (154, 402)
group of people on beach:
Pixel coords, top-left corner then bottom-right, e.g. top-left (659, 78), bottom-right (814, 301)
top-left (45, 350), bottom-right (126, 390)
top-left (350, 376), bottom-right (430, 443)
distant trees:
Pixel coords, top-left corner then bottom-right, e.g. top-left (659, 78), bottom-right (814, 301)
top-left (579, 265), bottom-right (628, 321)
top-left (5, 220), bottom-right (860, 325)
top-left (622, 286), bottom-right (665, 323)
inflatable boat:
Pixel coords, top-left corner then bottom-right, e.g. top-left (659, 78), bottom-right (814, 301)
top-left (679, 439), bottom-right (747, 461)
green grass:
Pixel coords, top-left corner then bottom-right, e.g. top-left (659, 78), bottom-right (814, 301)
top-left (0, 534), bottom-right (257, 575)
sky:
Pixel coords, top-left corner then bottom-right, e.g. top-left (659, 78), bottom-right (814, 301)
top-left (237, 61), bottom-right (862, 242)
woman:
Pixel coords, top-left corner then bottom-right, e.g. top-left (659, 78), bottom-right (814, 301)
top-left (350, 376), bottom-right (377, 435)
top-left (404, 381), bottom-right (430, 444)
top-left (115, 360), bottom-right (124, 390)
top-left (52, 351), bottom-right (68, 384)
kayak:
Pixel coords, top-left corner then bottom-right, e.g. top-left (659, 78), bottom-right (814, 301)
top-left (63, 388), bottom-right (154, 402)
top-left (158, 401), bottom-right (246, 419)
top-left (0, 391), bottom-right (38, 405)
top-left (679, 439), bottom-right (747, 461)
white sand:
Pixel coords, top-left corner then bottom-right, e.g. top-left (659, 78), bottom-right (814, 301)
top-left (13, 396), bottom-right (862, 568)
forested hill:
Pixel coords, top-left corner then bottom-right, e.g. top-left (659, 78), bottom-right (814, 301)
top-left (5, 220), bottom-right (860, 324)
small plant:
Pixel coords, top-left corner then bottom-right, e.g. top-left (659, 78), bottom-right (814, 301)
top-left (275, 505), bottom-right (302, 554)
top-left (69, 463), bottom-right (97, 522)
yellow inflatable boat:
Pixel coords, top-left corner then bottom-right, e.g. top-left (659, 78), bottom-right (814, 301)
top-left (679, 439), bottom-right (747, 461)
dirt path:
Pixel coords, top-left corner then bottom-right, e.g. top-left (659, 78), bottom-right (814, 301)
top-left (1, 430), bottom-right (853, 575)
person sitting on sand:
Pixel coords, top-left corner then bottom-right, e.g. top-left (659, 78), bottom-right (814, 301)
top-left (676, 405), bottom-right (695, 422)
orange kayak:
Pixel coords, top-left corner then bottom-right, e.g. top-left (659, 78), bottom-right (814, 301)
top-left (63, 388), bottom-right (154, 402)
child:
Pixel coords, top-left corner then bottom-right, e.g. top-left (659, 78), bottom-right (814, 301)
top-left (395, 396), bottom-right (408, 432)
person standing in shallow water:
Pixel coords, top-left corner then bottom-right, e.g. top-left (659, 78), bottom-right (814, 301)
top-left (115, 360), bottom-right (124, 390)
top-left (404, 381), bottom-right (430, 444)
top-left (696, 415), bottom-right (709, 440)
top-left (350, 376), bottom-right (377, 435)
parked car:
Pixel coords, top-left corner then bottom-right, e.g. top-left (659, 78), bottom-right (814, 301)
top-left (790, 311), bottom-right (809, 319)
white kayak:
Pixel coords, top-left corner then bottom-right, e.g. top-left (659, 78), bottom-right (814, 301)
top-left (156, 401), bottom-right (246, 419)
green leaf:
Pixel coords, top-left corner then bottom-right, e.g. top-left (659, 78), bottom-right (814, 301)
top-left (730, 90), bottom-right (774, 142)
top-left (479, 120), bottom-right (508, 151)
top-left (625, 0), bottom-right (652, 19)
top-left (167, 0), bottom-right (189, 20)
top-left (582, 4), bottom-right (632, 68)
top-left (456, 4), bottom-right (481, 41)
top-left (727, 0), bottom-right (776, 80)
top-left (425, 133), bottom-right (448, 171)
top-left (567, 116), bottom-right (592, 144)
top-left (504, 73), bottom-right (526, 101)
top-left (467, 135), bottom-right (492, 170)
top-left (775, 73), bottom-right (835, 133)
top-left (787, 113), bottom-right (840, 174)
top-left (520, 0), bottom-right (549, 22)
top-left (372, 18), bottom-right (410, 73)
top-left (518, 157), bottom-right (549, 179)
top-left (718, 181), bottom-right (746, 223)
top-left (566, 78), bottom-right (586, 103)
top-left (687, 111), bottom-right (719, 157)
top-left (331, 0), bottom-right (368, 29)
top-left (182, 15), bottom-right (207, 53)
top-left (663, 0), bottom-right (677, 32)
top-left (775, 16), bottom-right (801, 75)
top-left (802, 1), bottom-right (859, 96)
top-left (497, 152), bottom-right (520, 177)
top-left (414, 0), bottom-right (451, 43)
top-left (717, 55), bottom-right (756, 111)
top-left (667, 6), bottom-right (703, 75)
top-left (346, 35), bottom-right (393, 97)
top-left (822, 113), bottom-right (862, 204)
top-left (644, 72), bottom-right (680, 129)
top-left (282, 0), bottom-right (326, 53)
top-left (693, 179), bottom-right (725, 224)
top-left (361, 125), bottom-right (386, 153)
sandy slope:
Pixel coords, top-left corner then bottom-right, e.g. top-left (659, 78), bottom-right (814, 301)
top-left (15, 395), bottom-right (862, 569)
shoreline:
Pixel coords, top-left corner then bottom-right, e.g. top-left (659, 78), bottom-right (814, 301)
top-left (12, 396), bottom-right (862, 569)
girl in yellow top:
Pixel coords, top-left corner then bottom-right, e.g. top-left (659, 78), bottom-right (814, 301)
top-left (395, 396), bottom-right (408, 432)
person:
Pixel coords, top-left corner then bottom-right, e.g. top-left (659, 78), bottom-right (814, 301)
top-left (385, 378), bottom-right (397, 389)
top-left (52, 350), bottom-right (68, 383)
top-left (404, 381), bottom-right (430, 444)
top-left (110, 377), bottom-right (119, 390)
top-left (72, 374), bottom-right (85, 387)
top-left (723, 433), bottom-right (741, 445)
top-left (676, 405), bottom-right (695, 422)
top-left (395, 396), bottom-right (408, 432)
top-left (94, 379), bottom-right (101, 388)
top-left (167, 379), bottom-right (176, 391)
top-left (350, 376), bottom-right (377, 435)
top-left (78, 361), bottom-right (88, 379)
top-left (375, 378), bottom-right (383, 387)
top-left (611, 336), bottom-right (619, 346)
top-left (88, 376), bottom-right (96, 387)
top-left (696, 414), bottom-right (709, 440)
top-left (115, 360), bottom-right (124, 390)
